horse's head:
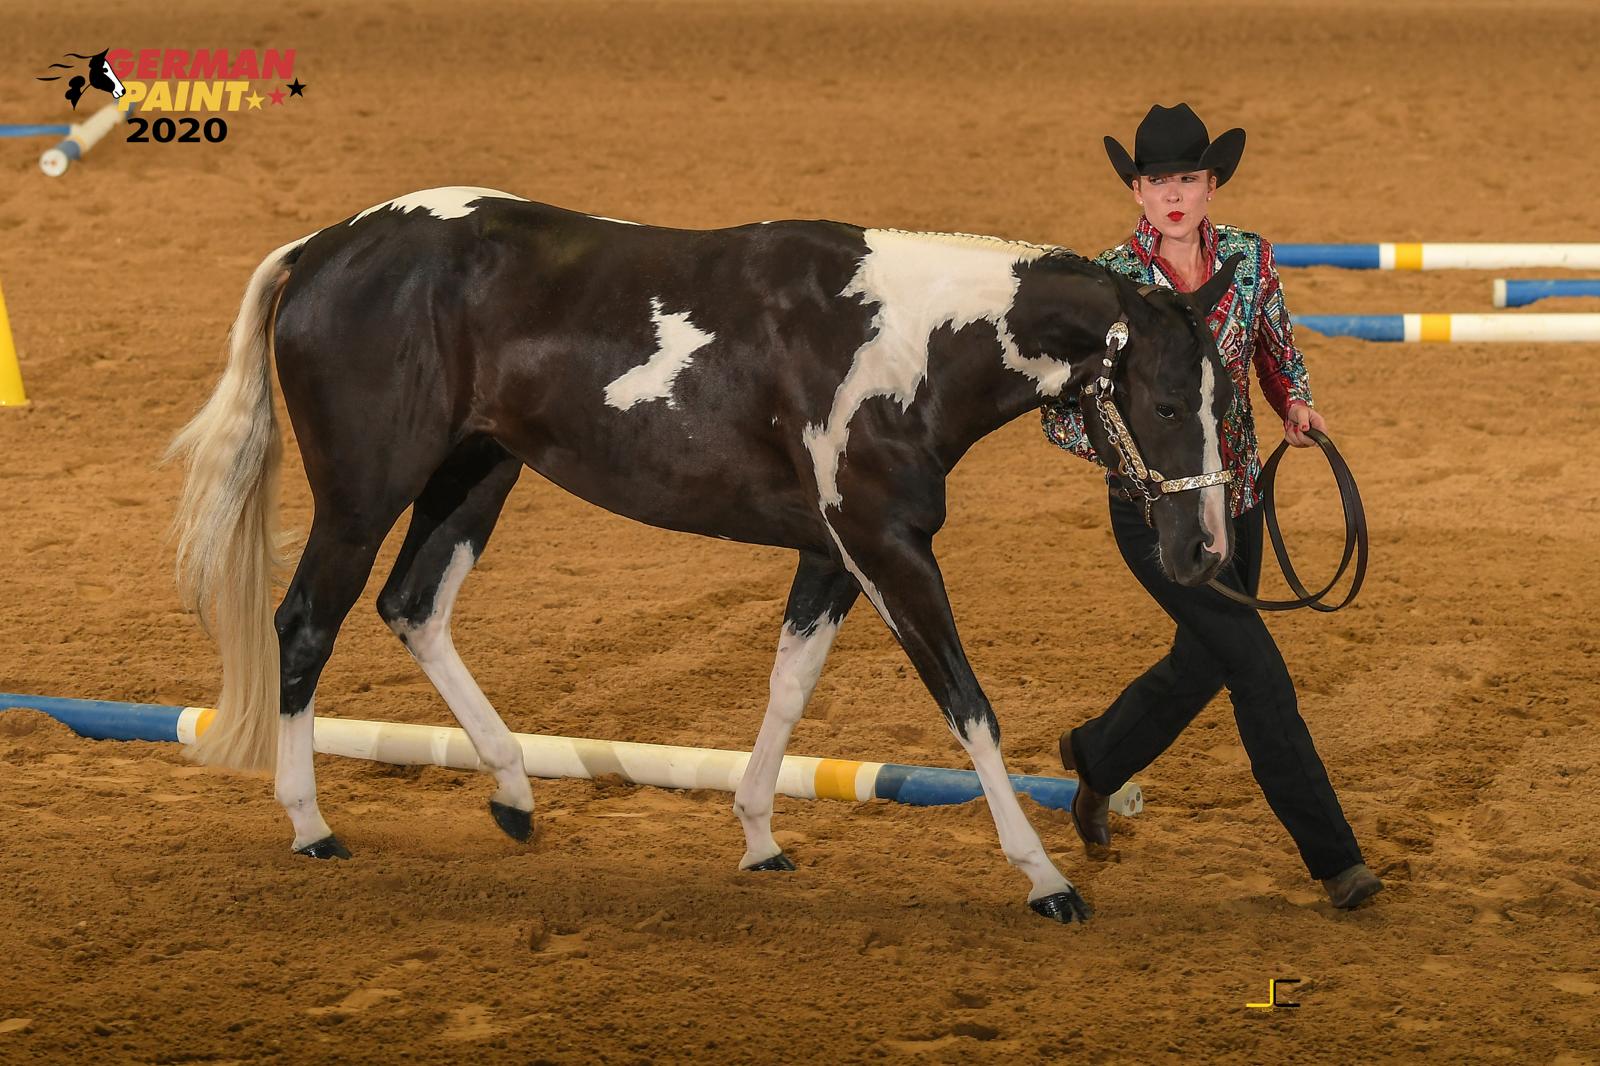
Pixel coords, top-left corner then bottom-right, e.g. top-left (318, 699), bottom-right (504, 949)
top-left (1083, 257), bottom-right (1242, 586)
top-left (87, 49), bottom-right (125, 99)
top-left (37, 48), bottom-right (125, 109)
top-left (1008, 249), bottom-right (1241, 587)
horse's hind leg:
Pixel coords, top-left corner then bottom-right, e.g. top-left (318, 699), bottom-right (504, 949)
top-left (734, 551), bottom-right (859, 870)
top-left (375, 438), bottom-right (532, 841)
top-left (276, 510), bottom-right (416, 857)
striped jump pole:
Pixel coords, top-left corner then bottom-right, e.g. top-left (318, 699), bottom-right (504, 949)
top-left (38, 101), bottom-right (135, 177)
top-left (1295, 313), bottom-right (1600, 343)
top-left (1276, 243), bottom-right (1600, 271)
top-left (0, 692), bottom-right (1142, 817)
top-left (1494, 279), bottom-right (1600, 308)
top-left (0, 123), bottom-right (72, 138)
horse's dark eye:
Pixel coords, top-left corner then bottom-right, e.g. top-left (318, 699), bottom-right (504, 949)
top-left (1156, 403), bottom-right (1178, 421)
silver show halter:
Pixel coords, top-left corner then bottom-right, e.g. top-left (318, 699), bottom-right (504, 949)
top-left (1085, 316), bottom-right (1233, 525)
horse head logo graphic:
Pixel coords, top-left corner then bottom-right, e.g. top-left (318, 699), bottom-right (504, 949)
top-left (36, 49), bottom-right (127, 110)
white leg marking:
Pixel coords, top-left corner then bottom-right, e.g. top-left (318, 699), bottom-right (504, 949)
top-left (734, 614), bottom-right (844, 867)
top-left (275, 697), bottom-right (333, 850)
top-left (1198, 358), bottom-right (1229, 559)
top-left (348, 186), bottom-right (528, 225)
top-left (391, 543), bottom-right (532, 812)
top-left (959, 724), bottom-right (1073, 901)
top-left (603, 297), bottom-right (716, 411)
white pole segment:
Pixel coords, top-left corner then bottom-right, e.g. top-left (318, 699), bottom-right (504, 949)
top-left (1420, 244), bottom-right (1600, 270)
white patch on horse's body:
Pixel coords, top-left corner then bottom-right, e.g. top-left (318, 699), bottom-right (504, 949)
top-left (590, 214), bottom-right (642, 226)
top-left (275, 698), bottom-right (332, 850)
top-left (348, 186), bottom-right (528, 225)
top-left (603, 297), bottom-right (716, 411)
top-left (958, 723), bottom-right (1075, 901)
top-left (387, 542), bottom-right (532, 812)
top-left (1198, 358), bottom-right (1229, 561)
top-left (735, 614), bottom-right (844, 867)
top-left (803, 228), bottom-right (1054, 510)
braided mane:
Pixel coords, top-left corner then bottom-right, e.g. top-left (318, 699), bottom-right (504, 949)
top-left (875, 226), bottom-right (1065, 257)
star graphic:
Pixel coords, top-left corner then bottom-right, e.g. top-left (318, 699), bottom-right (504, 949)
top-left (246, 91), bottom-right (264, 110)
top-left (287, 78), bottom-right (306, 97)
top-left (269, 88), bottom-right (286, 105)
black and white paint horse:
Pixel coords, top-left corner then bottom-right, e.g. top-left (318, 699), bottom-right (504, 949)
top-left (169, 187), bottom-right (1239, 923)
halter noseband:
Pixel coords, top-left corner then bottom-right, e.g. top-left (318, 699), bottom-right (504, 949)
top-left (1085, 314), bottom-right (1233, 526)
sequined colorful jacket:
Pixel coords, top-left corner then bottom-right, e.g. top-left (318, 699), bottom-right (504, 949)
top-left (1040, 216), bottom-right (1314, 517)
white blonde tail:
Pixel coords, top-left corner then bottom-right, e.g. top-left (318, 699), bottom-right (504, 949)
top-left (164, 238), bottom-right (304, 772)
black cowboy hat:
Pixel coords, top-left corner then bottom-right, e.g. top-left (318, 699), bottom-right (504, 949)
top-left (1104, 103), bottom-right (1246, 188)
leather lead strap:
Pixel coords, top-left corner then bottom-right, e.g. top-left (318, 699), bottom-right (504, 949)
top-left (1205, 428), bottom-right (1367, 613)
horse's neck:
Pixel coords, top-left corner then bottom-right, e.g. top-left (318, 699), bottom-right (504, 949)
top-left (838, 229), bottom-right (1108, 462)
top-left (923, 319), bottom-right (1095, 468)
top-left (944, 276), bottom-right (1113, 453)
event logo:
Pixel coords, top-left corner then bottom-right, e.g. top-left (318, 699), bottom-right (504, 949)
top-left (35, 47), bottom-right (307, 146)
top-left (1245, 977), bottom-right (1302, 1010)
top-left (35, 49), bottom-right (127, 109)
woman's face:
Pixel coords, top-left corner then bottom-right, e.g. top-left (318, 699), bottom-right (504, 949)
top-left (1133, 170), bottom-right (1217, 242)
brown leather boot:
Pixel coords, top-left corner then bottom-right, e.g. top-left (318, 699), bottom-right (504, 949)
top-left (1058, 729), bottom-right (1113, 858)
top-left (1321, 863), bottom-right (1383, 909)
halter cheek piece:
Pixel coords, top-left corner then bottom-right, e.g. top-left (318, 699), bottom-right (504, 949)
top-left (1085, 315), bottom-right (1233, 527)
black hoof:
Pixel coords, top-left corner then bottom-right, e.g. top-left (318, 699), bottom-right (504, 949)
top-left (1029, 887), bottom-right (1093, 923)
top-left (489, 800), bottom-right (534, 843)
top-left (296, 834), bottom-right (352, 860)
top-left (744, 852), bottom-right (797, 872)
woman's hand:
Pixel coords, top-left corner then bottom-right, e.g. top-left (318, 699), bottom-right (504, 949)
top-left (1284, 402), bottom-right (1326, 447)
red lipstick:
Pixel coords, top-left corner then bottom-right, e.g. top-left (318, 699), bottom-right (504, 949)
top-left (1167, 211), bottom-right (1185, 222)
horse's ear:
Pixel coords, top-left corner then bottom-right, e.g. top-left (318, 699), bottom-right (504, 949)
top-left (1106, 269), bottom-right (1152, 318)
top-left (1193, 252), bottom-right (1245, 316)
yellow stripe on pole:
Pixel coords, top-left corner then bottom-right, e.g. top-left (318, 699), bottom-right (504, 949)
top-left (1419, 314), bottom-right (1452, 342)
top-left (1393, 243), bottom-right (1424, 270)
top-left (813, 758), bottom-right (864, 801)
top-left (0, 279), bottom-right (29, 407)
top-left (193, 707), bottom-right (217, 737)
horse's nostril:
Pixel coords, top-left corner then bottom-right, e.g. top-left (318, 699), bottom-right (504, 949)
top-left (1191, 540), bottom-right (1225, 578)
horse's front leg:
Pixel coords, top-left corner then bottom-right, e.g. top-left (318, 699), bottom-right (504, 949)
top-left (824, 514), bottom-right (1091, 924)
top-left (734, 551), bottom-right (860, 871)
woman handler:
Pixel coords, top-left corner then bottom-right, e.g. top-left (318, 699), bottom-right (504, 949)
top-left (1041, 103), bottom-right (1381, 909)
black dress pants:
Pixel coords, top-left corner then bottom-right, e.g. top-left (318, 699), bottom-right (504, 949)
top-left (1068, 487), bottom-right (1364, 881)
